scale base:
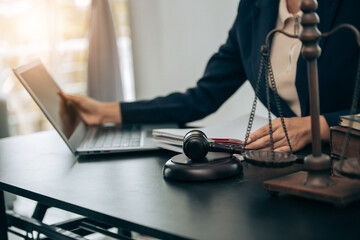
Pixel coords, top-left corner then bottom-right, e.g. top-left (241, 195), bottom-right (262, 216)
top-left (163, 153), bottom-right (243, 182)
top-left (264, 171), bottom-right (360, 208)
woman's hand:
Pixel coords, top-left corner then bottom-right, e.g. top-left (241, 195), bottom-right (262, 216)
top-left (58, 91), bottom-right (122, 125)
top-left (58, 93), bottom-right (80, 137)
top-left (246, 116), bottom-right (330, 152)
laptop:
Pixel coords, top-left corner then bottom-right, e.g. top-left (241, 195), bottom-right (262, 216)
top-left (13, 59), bottom-right (177, 156)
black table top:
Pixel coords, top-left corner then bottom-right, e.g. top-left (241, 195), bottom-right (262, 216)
top-left (0, 131), bottom-right (359, 240)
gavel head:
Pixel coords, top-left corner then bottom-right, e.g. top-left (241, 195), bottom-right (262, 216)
top-left (183, 130), bottom-right (209, 162)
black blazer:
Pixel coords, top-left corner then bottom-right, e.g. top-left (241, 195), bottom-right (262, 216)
top-left (121, 0), bottom-right (360, 127)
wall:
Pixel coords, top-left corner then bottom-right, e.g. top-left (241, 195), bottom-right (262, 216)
top-left (128, 0), bottom-right (268, 126)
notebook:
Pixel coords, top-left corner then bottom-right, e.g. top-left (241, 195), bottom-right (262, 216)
top-left (13, 59), bottom-right (177, 156)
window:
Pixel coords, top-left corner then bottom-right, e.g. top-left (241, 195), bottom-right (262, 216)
top-left (0, 0), bottom-right (134, 136)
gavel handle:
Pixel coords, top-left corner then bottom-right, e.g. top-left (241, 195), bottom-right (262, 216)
top-left (208, 142), bottom-right (243, 154)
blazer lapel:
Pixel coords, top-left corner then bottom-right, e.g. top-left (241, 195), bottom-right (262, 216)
top-left (317, 0), bottom-right (341, 49)
top-left (296, 0), bottom-right (341, 116)
top-left (252, 0), bottom-right (279, 75)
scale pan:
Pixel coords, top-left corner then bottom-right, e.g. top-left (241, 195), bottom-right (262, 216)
top-left (243, 150), bottom-right (297, 167)
top-left (333, 158), bottom-right (360, 179)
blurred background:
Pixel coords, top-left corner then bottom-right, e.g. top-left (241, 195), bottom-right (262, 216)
top-left (0, 0), bottom-right (132, 136)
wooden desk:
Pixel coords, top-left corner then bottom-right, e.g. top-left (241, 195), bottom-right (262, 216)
top-left (0, 131), bottom-right (359, 240)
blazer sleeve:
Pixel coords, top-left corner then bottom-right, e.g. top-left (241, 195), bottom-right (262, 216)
top-left (120, 7), bottom-right (247, 124)
top-left (323, 108), bottom-right (360, 127)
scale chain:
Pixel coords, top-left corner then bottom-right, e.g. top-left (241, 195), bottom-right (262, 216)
top-left (267, 53), bottom-right (294, 153)
top-left (264, 53), bottom-right (276, 161)
top-left (242, 52), bottom-right (266, 153)
top-left (243, 47), bottom-right (294, 162)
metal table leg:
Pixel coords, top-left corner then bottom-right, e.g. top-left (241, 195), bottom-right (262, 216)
top-left (0, 190), bottom-right (8, 240)
top-left (32, 202), bottom-right (50, 221)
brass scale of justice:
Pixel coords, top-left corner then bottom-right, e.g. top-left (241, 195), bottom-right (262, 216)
top-left (164, 0), bottom-right (360, 207)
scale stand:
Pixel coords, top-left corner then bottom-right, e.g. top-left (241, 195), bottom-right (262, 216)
top-left (263, 0), bottom-right (360, 208)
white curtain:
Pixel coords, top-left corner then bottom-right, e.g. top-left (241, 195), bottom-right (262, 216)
top-left (87, 0), bottom-right (123, 102)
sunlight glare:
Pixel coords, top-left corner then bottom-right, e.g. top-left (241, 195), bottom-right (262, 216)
top-left (0, 0), bottom-right (30, 17)
top-left (74, 0), bottom-right (91, 9)
top-left (15, 5), bottom-right (49, 44)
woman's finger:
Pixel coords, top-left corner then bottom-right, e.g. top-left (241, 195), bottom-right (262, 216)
top-left (59, 91), bottom-right (84, 105)
top-left (247, 126), bottom-right (285, 149)
top-left (249, 119), bottom-right (283, 143)
top-left (274, 146), bottom-right (291, 152)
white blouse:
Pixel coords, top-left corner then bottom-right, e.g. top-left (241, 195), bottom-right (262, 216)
top-left (270, 0), bottom-right (303, 116)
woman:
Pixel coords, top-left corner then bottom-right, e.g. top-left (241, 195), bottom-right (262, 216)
top-left (61, 0), bottom-right (360, 153)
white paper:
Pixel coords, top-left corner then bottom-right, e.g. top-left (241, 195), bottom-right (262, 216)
top-left (152, 113), bottom-right (268, 152)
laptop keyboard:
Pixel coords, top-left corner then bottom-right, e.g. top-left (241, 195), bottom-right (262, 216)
top-left (82, 125), bottom-right (142, 150)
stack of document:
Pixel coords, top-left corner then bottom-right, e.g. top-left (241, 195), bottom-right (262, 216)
top-left (152, 114), bottom-right (268, 152)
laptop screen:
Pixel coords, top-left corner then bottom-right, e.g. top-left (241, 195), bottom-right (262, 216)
top-left (19, 63), bottom-right (81, 140)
